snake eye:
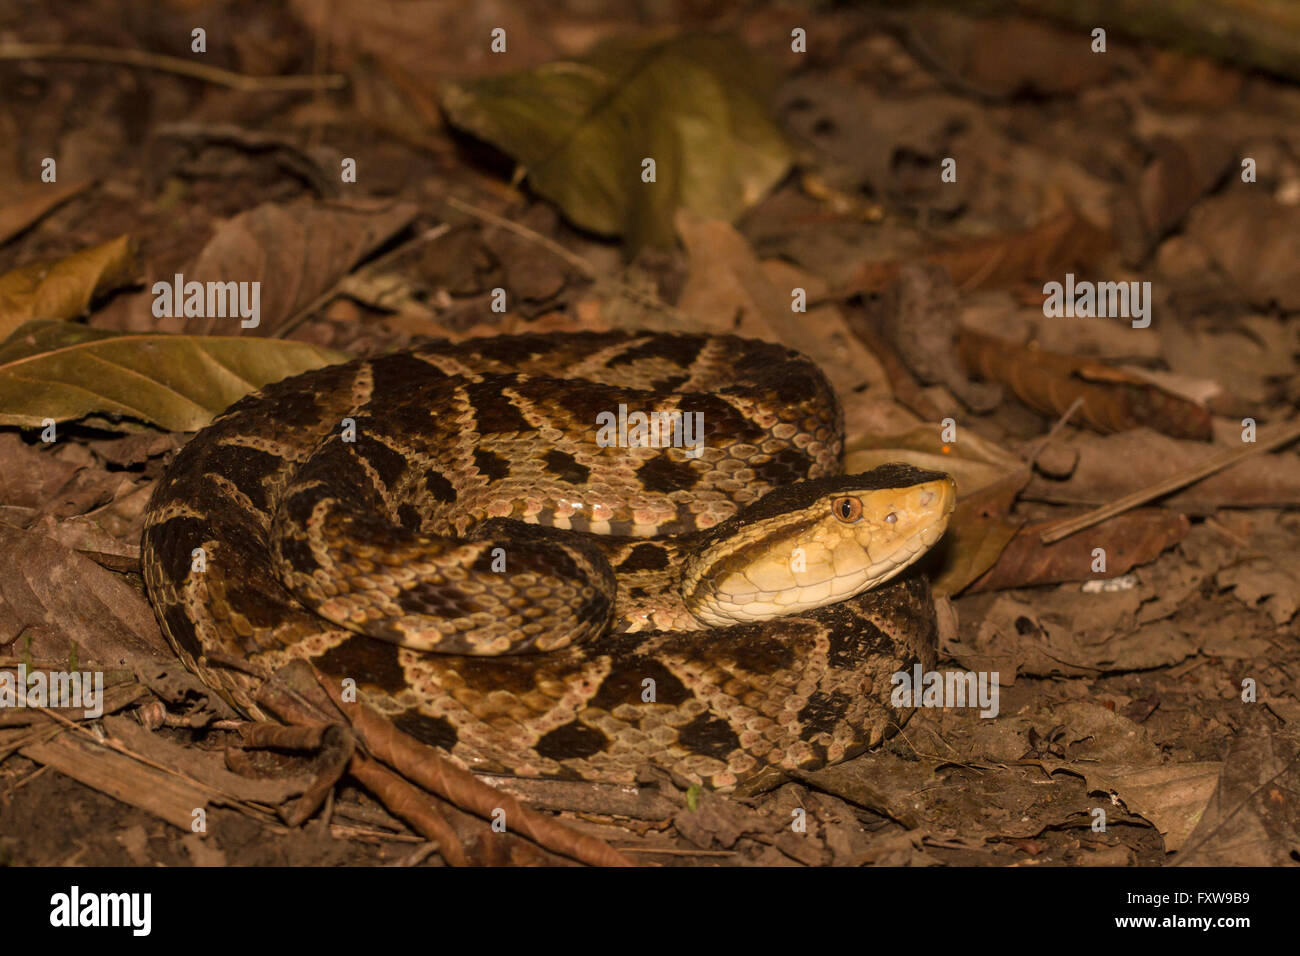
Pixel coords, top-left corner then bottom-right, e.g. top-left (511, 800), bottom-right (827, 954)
top-left (831, 496), bottom-right (862, 523)
top-left (885, 512), bottom-right (897, 524)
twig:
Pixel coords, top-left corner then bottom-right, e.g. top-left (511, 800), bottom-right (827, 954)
top-left (0, 762), bottom-right (49, 799)
top-left (445, 195), bottom-right (596, 279)
top-left (0, 722), bottom-right (67, 763)
top-left (271, 223), bottom-right (451, 339)
top-left (1039, 418), bottom-right (1300, 544)
top-left (1026, 396), bottom-right (1085, 466)
top-left (328, 823), bottom-right (426, 844)
top-left (347, 754), bottom-right (469, 866)
top-left (37, 705), bottom-right (266, 810)
top-left (311, 667), bottom-right (636, 866)
top-left (0, 43), bottom-right (345, 92)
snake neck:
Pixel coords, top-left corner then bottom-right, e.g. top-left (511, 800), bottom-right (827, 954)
top-left (597, 537), bottom-right (706, 634)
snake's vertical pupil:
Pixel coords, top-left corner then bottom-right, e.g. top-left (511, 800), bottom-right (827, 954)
top-left (832, 496), bottom-right (862, 522)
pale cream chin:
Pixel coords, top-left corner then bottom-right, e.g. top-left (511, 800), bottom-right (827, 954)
top-left (691, 515), bottom-right (950, 627)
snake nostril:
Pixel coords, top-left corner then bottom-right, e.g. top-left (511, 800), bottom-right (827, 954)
top-left (918, 490), bottom-right (935, 507)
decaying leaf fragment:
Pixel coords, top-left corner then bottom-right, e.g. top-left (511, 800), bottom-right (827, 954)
top-left (0, 235), bottom-right (138, 341)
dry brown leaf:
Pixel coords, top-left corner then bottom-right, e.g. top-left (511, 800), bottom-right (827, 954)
top-left (0, 433), bottom-right (82, 512)
top-left (1185, 192), bottom-right (1300, 311)
top-left (0, 179), bottom-right (93, 246)
top-left (1159, 314), bottom-right (1298, 407)
top-left (950, 593), bottom-right (1198, 678)
top-left (1175, 709), bottom-right (1300, 866)
top-left (1027, 702), bottom-right (1220, 852)
top-left (929, 470), bottom-right (1027, 597)
top-left (1023, 428), bottom-right (1300, 512)
top-left (0, 523), bottom-right (170, 664)
top-left (848, 263), bottom-right (1001, 416)
top-left (968, 509), bottom-right (1190, 593)
top-left (1144, 49), bottom-right (1245, 109)
top-left (0, 235), bottom-right (138, 340)
top-left (32, 513), bottom-right (140, 572)
top-left (1218, 548), bottom-right (1300, 625)
top-left (956, 17), bottom-right (1118, 96)
top-left (675, 214), bottom-right (887, 400)
top-left (175, 198), bottom-right (417, 335)
top-left (958, 328), bottom-right (1213, 440)
top-left (837, 207), bottom-right (1114, 299)
top-left (290, 0), bottom-right (553, 86)
top-left (1084, 762), bottom-right (1224, 853)
top-left (1136, 133), bottom-right (1235, 242)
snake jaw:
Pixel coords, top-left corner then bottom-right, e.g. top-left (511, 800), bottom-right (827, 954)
top-left (684, 470), bottom-right (956, 627)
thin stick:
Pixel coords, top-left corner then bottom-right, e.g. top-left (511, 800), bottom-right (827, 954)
top-left (620, 847), bottom-right (734, 856)
top-left (1026, 396), bottom-right (1085, 467)
top-left (36, 706), bottom-right (268, 811)
top-left (0, 43), bottom-right (345, 92)
top-left (311, 667), bottom-right (635, 866)
top-left (1039, 418), bottom-right (1300, 544)
top-left (444, 195), bottom-right (597, 279)
top-left (271, 223), bottom-right (451, 338)
top-left (0, 762), bottom-right (49, 799)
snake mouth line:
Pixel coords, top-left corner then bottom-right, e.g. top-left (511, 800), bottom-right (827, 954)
top-left (718, 513), bottom-right (951, 612)
top-left (685, 474), bottom-right (955, 626)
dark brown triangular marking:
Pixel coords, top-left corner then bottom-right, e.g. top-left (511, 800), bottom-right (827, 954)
top-left (392, 709), bottom-right (459, 750)
top-left (636, 454), bottom-right (700, 494)
top-left (467, 375), bottom-right (535, 434)
top-left (542, 449), bottom-right (589, 484)
top-left (535, 719), bottom-right (607, 760)
top-left (676, 711), bottom-right (742, 761)
top-left (472, 448), bottom-right (510, 482)
top-left (312, 635), bottom-right (408, 694)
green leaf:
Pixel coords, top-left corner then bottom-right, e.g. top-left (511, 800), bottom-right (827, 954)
top-left (0, 320), bottom-right (348, 431)
top-left (686, 784), bottom-right (701, 811)
top-left (440, 33), bottom-right (792, 249)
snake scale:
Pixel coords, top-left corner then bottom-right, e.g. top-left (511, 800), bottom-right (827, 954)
top-left (142, 330), bottom-right (955, 791)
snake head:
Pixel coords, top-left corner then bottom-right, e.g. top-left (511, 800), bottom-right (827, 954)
top-left (681, 463), bottom-right (956, 627)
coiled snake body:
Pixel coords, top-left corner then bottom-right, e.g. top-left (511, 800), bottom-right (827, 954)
top-left (143, 331), bottom-right (954, 791)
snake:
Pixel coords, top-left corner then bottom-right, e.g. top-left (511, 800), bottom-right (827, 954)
top-left (141, 330), bottom-right (955, 792)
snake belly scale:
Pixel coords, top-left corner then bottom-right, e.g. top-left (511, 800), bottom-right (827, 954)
top-left (142, 330), bottom-right (954, 791)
